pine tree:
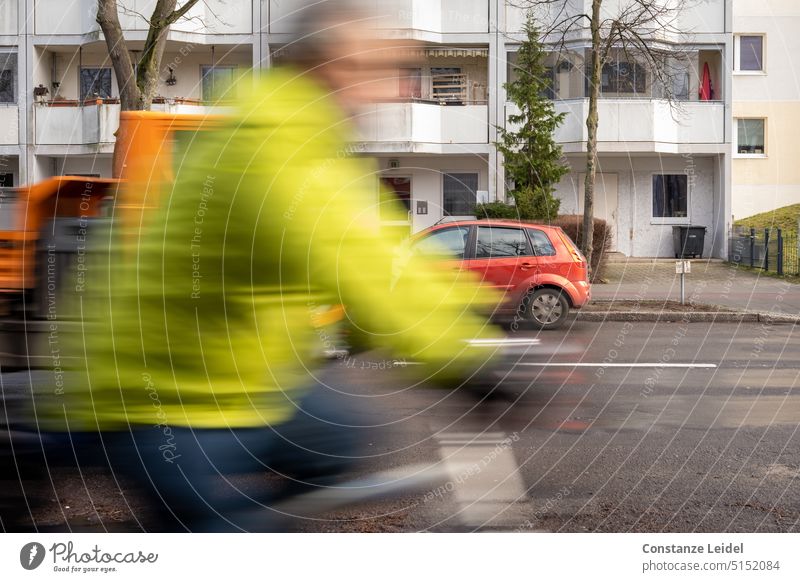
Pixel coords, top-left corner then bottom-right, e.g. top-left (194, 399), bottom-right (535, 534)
top-left (478, 18), bottom-right (568, 222)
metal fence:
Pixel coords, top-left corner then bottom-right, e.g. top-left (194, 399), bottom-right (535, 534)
top-left (728, 226), bottom-right (800, 276)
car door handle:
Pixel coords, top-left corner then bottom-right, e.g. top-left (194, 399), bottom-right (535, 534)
top-left (520, 262), bottom-right (536, 270)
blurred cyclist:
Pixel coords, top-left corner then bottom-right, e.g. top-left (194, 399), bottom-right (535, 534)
top-left (35, 1), bottom-right (501, 532)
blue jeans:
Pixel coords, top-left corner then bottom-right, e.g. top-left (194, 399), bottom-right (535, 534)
top-left (107, 384), bottom-right (369, 532)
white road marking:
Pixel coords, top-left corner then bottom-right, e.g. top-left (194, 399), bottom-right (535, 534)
top-left (516, 362), bottom-right (717, 368)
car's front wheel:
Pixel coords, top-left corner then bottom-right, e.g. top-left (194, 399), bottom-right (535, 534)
top-left (525, 288), bottom-right (569, 330)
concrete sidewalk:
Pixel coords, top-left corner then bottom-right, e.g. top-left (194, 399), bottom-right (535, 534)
top-left (591, 259), bottom-right (800, 316)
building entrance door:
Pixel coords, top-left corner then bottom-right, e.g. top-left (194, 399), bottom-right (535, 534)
top-left (578, 173), bottom-right (619, 252)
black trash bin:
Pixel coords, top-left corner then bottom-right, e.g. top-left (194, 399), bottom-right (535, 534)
top-left (672, 225), bottom-right (706, 259)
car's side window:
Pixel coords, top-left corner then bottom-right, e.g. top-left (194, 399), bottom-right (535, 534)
top-left (475, 226), bottom-right (532, 259)
top-left (413, 226), bottom-right (470, 259)
top-left (527, 228), bottom-right (556, 256)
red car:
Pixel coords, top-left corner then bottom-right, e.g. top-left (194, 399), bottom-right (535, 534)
top-left (412, 220), bottom-right (591, 329)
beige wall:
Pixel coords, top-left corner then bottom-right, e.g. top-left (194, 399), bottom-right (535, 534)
top-left (732, 101), bottom-right (800, 219)
top-left (733, 0), bottom-right (800, 219)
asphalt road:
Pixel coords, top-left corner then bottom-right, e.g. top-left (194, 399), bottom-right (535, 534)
top-left (2, 320), bottom-right (799, 532)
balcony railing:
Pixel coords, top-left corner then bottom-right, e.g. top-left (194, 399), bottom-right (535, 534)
top-left (358, 102), bottom-right (488, 145)
top-left (34, 101), bottom-right (120, 146)
top-left (33, 99), bottom-right (227, 146)
top-left (506, 99), bottom-right (725, 146)
top-left (34, 0), bottom-right (250, 36)
top-left (270, 0), bottom-right (490, 34)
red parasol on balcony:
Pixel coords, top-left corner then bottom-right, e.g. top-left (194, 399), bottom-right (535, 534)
top-left (699, 62), bottom-right (714, 101)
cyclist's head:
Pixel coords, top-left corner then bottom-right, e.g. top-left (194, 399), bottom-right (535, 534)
top-left (279, 1), bottom-right (414, 110)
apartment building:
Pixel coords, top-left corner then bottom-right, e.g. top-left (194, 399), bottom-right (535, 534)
top-left (513, 1), bottom-right (732, 258)
top-left (0, 1), bottom-right (732, 257)
top-left (732, 0), bottom-right (800, 221)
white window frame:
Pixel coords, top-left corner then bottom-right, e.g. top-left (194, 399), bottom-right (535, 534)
top-left (650, 173), bottom-right (691, 226)
top-left (442, 171), bottom-right (480, 218)
top-left (734, 34), bottom-right (766, 75)
top-left (734, 117), bottom-right (767, 158)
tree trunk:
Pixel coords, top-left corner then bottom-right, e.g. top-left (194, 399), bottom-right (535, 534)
top-left (96, 0), bottom-right (139, 110)
top-left (97, 0), bottom-right (200, 176)
top-left (97, 0), bottom-right (200, 111)
top-left (134, 0), bottom-right (179, 110)
top-left (582, 0), bottom-right (603, 271)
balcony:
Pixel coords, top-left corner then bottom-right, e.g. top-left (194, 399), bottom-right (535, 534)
top-left (506, 99), bottom-right (725, 150)
top-left (0, 106), bottom-right (18, 145)
top-left (269, 0), bottom-right (489, 34)
top-left (34, 99), bottom-right (229, 147)
top-left (34, 101), bottom-right (120, 146)
top-left (358, 102), bottom-right (488, 152)
top-left (34, 0), bottom-right (250, 36)
top-left (505, 0), bottom-right (726, 36)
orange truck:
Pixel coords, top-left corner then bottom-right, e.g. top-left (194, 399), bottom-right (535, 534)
top-left (0, 111), bottom-right (220, 368)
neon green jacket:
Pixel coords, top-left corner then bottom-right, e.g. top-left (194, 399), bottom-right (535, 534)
top-left (52, 67), bottom-right (500, 431)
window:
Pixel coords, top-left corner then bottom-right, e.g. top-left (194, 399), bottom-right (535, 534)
top-left (398, 68), bottom-right (422, 99)
top-left (506, 52), bottom-right (519, 85)
top-left (476, 226), bottom-right (531, 258)
top-left (542, 66), bottom-right (555, 100)
top-left (414, 226), bottom-right (469, 259)
top-left (0, 52), bottom-right (17, 104)
top-left (431, 67), bottom-right (465, 103)
top-left (736, 35), bottom-right (764, 72)
top-left (652, 175), bottom-right (688, 219)
top-left (79, 67), bottom-right (112, 101)
top-left (0, 173), bottom-right (12, 187)
top-left (443, 173), bottom-right (478, 216)
top-left (736, 119), bottom-right (765, 155)
top-left (527, 228), bottom-right (556, 256)
top-left (507, 51), bottom-right (557, 99)
top-left (0, 190), bottom-right (19, 230)
top-left (601, 61), bottom-right (646, 94)
top-left (201, 65), bottom-right (238, 102)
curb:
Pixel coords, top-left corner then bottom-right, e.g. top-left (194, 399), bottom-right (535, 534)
top-left (575, 311), bottom-right (800, 324)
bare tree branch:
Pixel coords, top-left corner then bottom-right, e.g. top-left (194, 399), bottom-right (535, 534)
top-left (516, 0), bottom-right (701, 265)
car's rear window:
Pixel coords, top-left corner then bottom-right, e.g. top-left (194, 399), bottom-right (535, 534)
top-left (526, 228), bottom-right (556, 256)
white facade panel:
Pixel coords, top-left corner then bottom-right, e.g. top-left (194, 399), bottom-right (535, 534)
top-left (0, 106), bottom-right (18, 144)
top-left (35, 0), bottom-right (98, 35)
top-left (34, 0), bottom-right (251, 36)
top-left (273, 0), bottom-right (487, 33)
top-left (677, 0), bottom-right (726, 34)
top-left (0, 0), bottom-right (17, 35)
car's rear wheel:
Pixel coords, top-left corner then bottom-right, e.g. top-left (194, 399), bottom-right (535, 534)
top-left (525, 288), bottom-right (569, 330)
